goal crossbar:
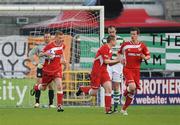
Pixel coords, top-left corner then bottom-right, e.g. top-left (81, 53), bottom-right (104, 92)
top-left (0, 5), bottom-right (104, 11)
top-left (0, 5), bottom-right (104, 42)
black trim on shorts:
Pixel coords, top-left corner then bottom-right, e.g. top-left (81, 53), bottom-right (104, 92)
top-left (36, 68), bottom-right (42, 78)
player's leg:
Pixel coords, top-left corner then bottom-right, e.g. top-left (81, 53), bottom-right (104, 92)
top-left (112, 81), bottom-right (120, 113)
top-left (34, 78), bottom-right (41, 108)
top-left (76, 85), bottom-right (91, 96)
top-left (76, 85), bottom-right (99, 96)
top-left (32, 70), bottom-right (53, 93)
top-left (47, 83), bottom-right (55, 108)
top-left (121, 68), bottom-right (137, 115)
top-left (121, 82), bottom-right (136, 115)
top-left (76, 72), bottom-right (100, 96)
top-left (102, 80), bottom-right (112, 114)
top-left (54, 77), bottom-right (64, 112)
top-left (111, 64), bottom-right (123, 113)
top-left (121, 69), bottom-right (140, 114)
top-left (30, 68), bottom-right (43, 108)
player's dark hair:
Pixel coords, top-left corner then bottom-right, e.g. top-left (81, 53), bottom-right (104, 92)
top-left (107, 35), bottom-right (115, 43)
top-left (130, 27), bottom-right (140, 34)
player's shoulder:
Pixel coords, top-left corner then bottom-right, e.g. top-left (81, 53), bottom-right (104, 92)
top-left (116, 35), bottom-right (123, 39)
top-left (100, 44), bottom-right (109, 50)
top-left (122, 41), bottom-right (131, 45)
top-left (139, 41), bottom-right (147, 46)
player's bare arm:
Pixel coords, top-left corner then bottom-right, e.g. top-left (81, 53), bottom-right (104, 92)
top-left (29, 46), bottom-right (39, 66)
top-left (116, 53), bottom-right (125, 65)
top-left (104, 58), bottom-right (120, 65)
top-left (61, 53), bottom-right (67, 71)
top-left (140, 54), bottom-right (150, 60)
top-left (39, 51), bottom-right (53, 58)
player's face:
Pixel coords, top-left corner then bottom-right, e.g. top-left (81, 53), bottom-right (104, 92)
top-left (44, 33), bottom-right (51, 43)
top-left (108, 29), bottom-right (116, 37)
top-left (130, 31), bottom-right (138, 42)
top-left (55, 35), bottom-right (64, 45)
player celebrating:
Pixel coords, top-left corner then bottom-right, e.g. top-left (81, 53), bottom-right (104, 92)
top-left (102, 26), bottom-right (124, 113)
top-left (118, 27), bottom-right (150, 115)
top-left (31, 31), bottom-right (66, 112)
top-left (29, 32), bottom-right (55, 108)
top-left (76, 36), bottom-right (120, 114)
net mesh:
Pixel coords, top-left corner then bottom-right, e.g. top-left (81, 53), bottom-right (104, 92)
top-left (23, 10), bottom-right (101, 71)
top-left (0, 7), bottom-right (103, 107)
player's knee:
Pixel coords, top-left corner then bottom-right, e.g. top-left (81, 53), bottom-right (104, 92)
top-left (89, 89), bottom-right (98, 96)
top-left (56, 84), bottom-right (63, 91)
top-left (104, 87), bottom-right (112, 94)
top-left (129, 83), bottom-right (136, 92)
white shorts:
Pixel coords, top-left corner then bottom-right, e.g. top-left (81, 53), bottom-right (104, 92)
top-left (107, 63), bottom-right (123, 83)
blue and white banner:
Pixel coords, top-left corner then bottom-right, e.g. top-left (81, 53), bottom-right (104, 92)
top-left (133, 78), bottom-right (180, 105)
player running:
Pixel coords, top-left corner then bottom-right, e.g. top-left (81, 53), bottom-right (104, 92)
top-left (118, 27), bottom-right (150, 115)
top-left (102, 26), bottom-right (124, 113)
top-left (31, 31), bottom-right (66, 112)
top-left (76, 36), bottom-right (120, 114)
top-left (29, 32), bottom-right (55, 108)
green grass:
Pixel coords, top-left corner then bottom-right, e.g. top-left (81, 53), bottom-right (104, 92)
top-left (0, 106), bottom-right (180, 125)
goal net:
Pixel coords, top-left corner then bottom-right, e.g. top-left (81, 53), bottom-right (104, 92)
top-left (0, 5), bottom-right (104, 107)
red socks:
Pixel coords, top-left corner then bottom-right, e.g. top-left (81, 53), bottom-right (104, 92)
top-left (122, 95), bottom-right (133, 111)
top-left (57, 92), bottom-right (63, 106)
top-left (105, 94), bottom-right (112, 112)
top-left (34, 84), bottom-right (39, 91)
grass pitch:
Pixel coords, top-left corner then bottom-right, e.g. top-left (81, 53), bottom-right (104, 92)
top-left (0, 106), bottom-right (180, 125)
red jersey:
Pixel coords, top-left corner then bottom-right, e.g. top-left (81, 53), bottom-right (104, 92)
top-left (43, 41), bottom-right (65, 73)
top-left (91, 44), bottom-right (112, 73)
top-left (118, 41), bottom-right (150, 69)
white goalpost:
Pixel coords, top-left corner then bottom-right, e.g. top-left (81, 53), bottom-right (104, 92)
top-left (0, 5), bottom-right (104, 40)
top-left (0, 5), bottom-right (105, 107)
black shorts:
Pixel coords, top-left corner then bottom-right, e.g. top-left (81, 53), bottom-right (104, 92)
top-left (36, 68), bottom-right (42, 78)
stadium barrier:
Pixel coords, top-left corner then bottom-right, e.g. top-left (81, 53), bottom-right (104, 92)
top-left (0, 70), bottom-right (97, 108)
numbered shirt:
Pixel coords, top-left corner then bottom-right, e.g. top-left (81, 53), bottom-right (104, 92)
top-left (43, 41), bottom-right (65, 72)
top-left (118, 41), bottom-right (150, 69)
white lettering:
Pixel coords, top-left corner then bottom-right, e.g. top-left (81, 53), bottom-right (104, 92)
top-left (3, 80), bottom-right (6, 100)
top-left (169, 79), bottom-right (175, 94)
top-left (143, 79), bottom-right (149, 94)
top-left (16, 86), bottom-right (28, 105)
top-left (150, 80), bottom-right (156, 94)
top-left (162, 80), bottom-right (168, 94)
top-left (7, 82), bottom-right (15, 100)
top-left (176, 80), bottom-right (180, 94)
top-left (156, 80), bottom-right (162, 94)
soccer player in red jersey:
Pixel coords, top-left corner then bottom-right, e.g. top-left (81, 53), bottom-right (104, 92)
top-left (118, 27), bottom-right (150, 115)
top-left (29, 32), bottom-right (56, 108)
top-left (76, 36), bottom-right (120, 114)
top-left (32, 31), bottom-right (66, 112)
